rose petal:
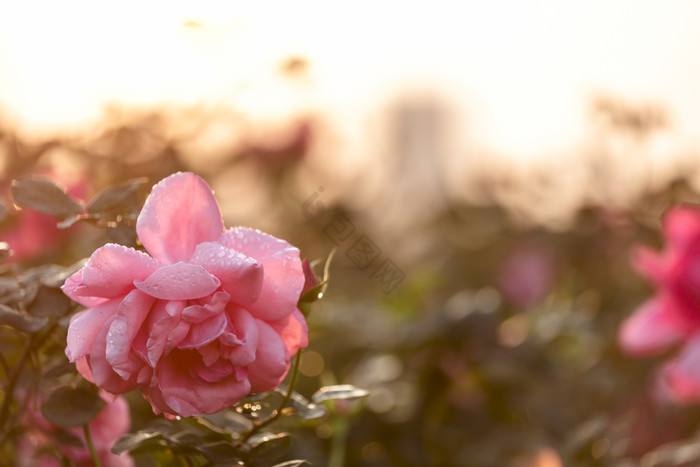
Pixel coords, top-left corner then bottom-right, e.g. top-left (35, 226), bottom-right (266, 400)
top-left (106, 290), bottom-right (155, 379)
top-left (153, 352), bottom-right (251, 416)
top-left (88, 315), bottom-right (138, 394)
top-left (65, 244), bottom-right (161, 302)
top-left (134, 262), bottom-right (221, 300)
top-left (630, 246), bottom-right (666, 285)
top-left (136, 172), bottom-right (224, 264)
top-left (269, 309), bottom-right (309, 357)
top-left (141, 300), bottom-right (186, 366)
top-left (66, 299), bottom-right (121, 362)
top-left (221, 307), bottom-right (259, 367)
top-left (190, 359), bottom-right (234, 383)
top-left (178, 312), bottom-right (228, 349)
top-left (182, 291), bottom-right (230, 323)
top-left (659, 334), bottom-right (700, 403)
top-left (62, 270), bottom-right (109, 307)
top-left (619, 297), bottom-right (687, 356)
top-left (247, 319), bottom-right (290, 393)
top-left (190, 241), bottom-right (263, 306)
top-left (220, 228), bottom-right (304, 321)
top-left (664, 207), bottom-right (700, 252)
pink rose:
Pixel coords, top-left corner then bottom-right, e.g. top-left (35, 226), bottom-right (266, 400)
top-left (620, 206), bottom-right (700, 402)
top-left (62, 172), bottom-right (308, 417)
top-left (18, 392), bottom-right (132, 467)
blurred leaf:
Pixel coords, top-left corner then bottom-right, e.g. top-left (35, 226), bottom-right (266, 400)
top-left (167, 430), bottom-right (201, 456)
top-left (0, 277), bottom-right (19, 298)
top-left (107, 223), bottom-right (138, 246)
top-left (41, 386), bottom-right (105, 428)
top-left (112, 431), bottom-right (162, 455)
top-left (36, 260), bottom-right (85, 288)
top-left (202, 410), bottom-right (254, 433)
top-left (0, 304), bottom-right (48, 333)
top-left (284, 391), bottom-right (327, 420)
top-left (86, 177), bottom-right (147, 214)
top-left (11, 177), bottom-right (84, 218)
top-left (196, 441), bottom-right (242, 464)
top-left (27, 286), bottom-right (71, 317)
top-left (43, 361), bottom-right (76, 378)
top-left (272, 461), bottom-right (311, 467)
top-left (0, 199), bottom-right (6, 222)
top-left (49, 428), bottom-right (84, 447)
top-left (184, 416), bottom-right (230, 436)
top-left (311, 384), bottom-right (369, 404)
top-left (249, 432), bottom-right (291, 464)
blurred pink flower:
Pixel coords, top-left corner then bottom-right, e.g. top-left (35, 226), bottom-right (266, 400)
top-left (620, 206), bottom-right (700, 402)
top-left (497, 245), bottom-right (556, 308)
top-left (18, 392), bottom-right (132, 467)
top-left (62, 172), bottom-right (308, 417)
top-left (1, 173), bottom-right (87, 263)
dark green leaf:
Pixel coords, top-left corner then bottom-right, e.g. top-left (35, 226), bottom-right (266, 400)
top-left (311, 385), bottom-right (369, 404)
top-left (167, 430), bottom-right (202, 456)
top-left (272, 461), bottom-right (311, 467)
top-left (27, 286), bottom-right (72, 317)
top-left (43, 361), bottom-right (76, 378)
top-left (86, 177), bottom-right (148, 214)
top-left (11, 177), bottom-right (84, 218)
top-left (249, 433), bottom-right (291, 463)
top-left (107, 223), bottom-right (138, 246)
top-left (49, 428), bottom-right (84, 447)
top-left (196, 441), bottom-right (242, 464)
top-left (41, 386), bottom-right (106, 428)
top-left (111, 431), bottom-right (162, 455)
top-left (201, 410), bottom-right (254, 433)
top-left (18, 264), bottom-right (67, 287)
top-left (0, 304), bottom-right (49, 333)
top-left (127, 439), bottom-right (169, 457)
top-left (287, 391), bottom-right (327, 420)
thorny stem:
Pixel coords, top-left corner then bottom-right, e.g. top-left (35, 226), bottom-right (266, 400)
top-left (243, 348), bottom-right (304, 442)
top-left (83, 424), bottom-right (102, 467)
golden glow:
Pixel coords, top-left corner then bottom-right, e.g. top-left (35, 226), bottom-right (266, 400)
top-left (1, 0), bottom-right (700, 161)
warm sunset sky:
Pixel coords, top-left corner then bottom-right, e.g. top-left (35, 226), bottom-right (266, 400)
top-left (1, 0), bottom-right (699, 161)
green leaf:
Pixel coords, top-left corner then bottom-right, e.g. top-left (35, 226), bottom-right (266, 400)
top-left (86, 177), bottom-right (148, 214)
top-left (49, 428), bottom-right (84, 447)
top-left (311, 384), bottom-right (369, 404)
top-left (272, 461), bottom-right (311, 467)
top-left (196, 441), bottom-right (242, 464)
top-left (283, 390), bottom-right (327, 420)
top-left (0, 304), bottom-right (49, 333)
top-left (107, 223), bottom-right (138, 246)
top-left (43, 361), bottom-right (76, 378)
top-left (167, 430), bottom-right (202, 456)
top-left (201, 410), bottom-right (254, 433)
top-left (249, 432), bottom-right (291, 464)
top-left (41, 386), bottom-right (106, 428)
top-left (111, 431), bottom-right (162, 455)
top-left (11, 177), bottom-right (84, 218)
top-left (27, 286), bottom-right (72, 317)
